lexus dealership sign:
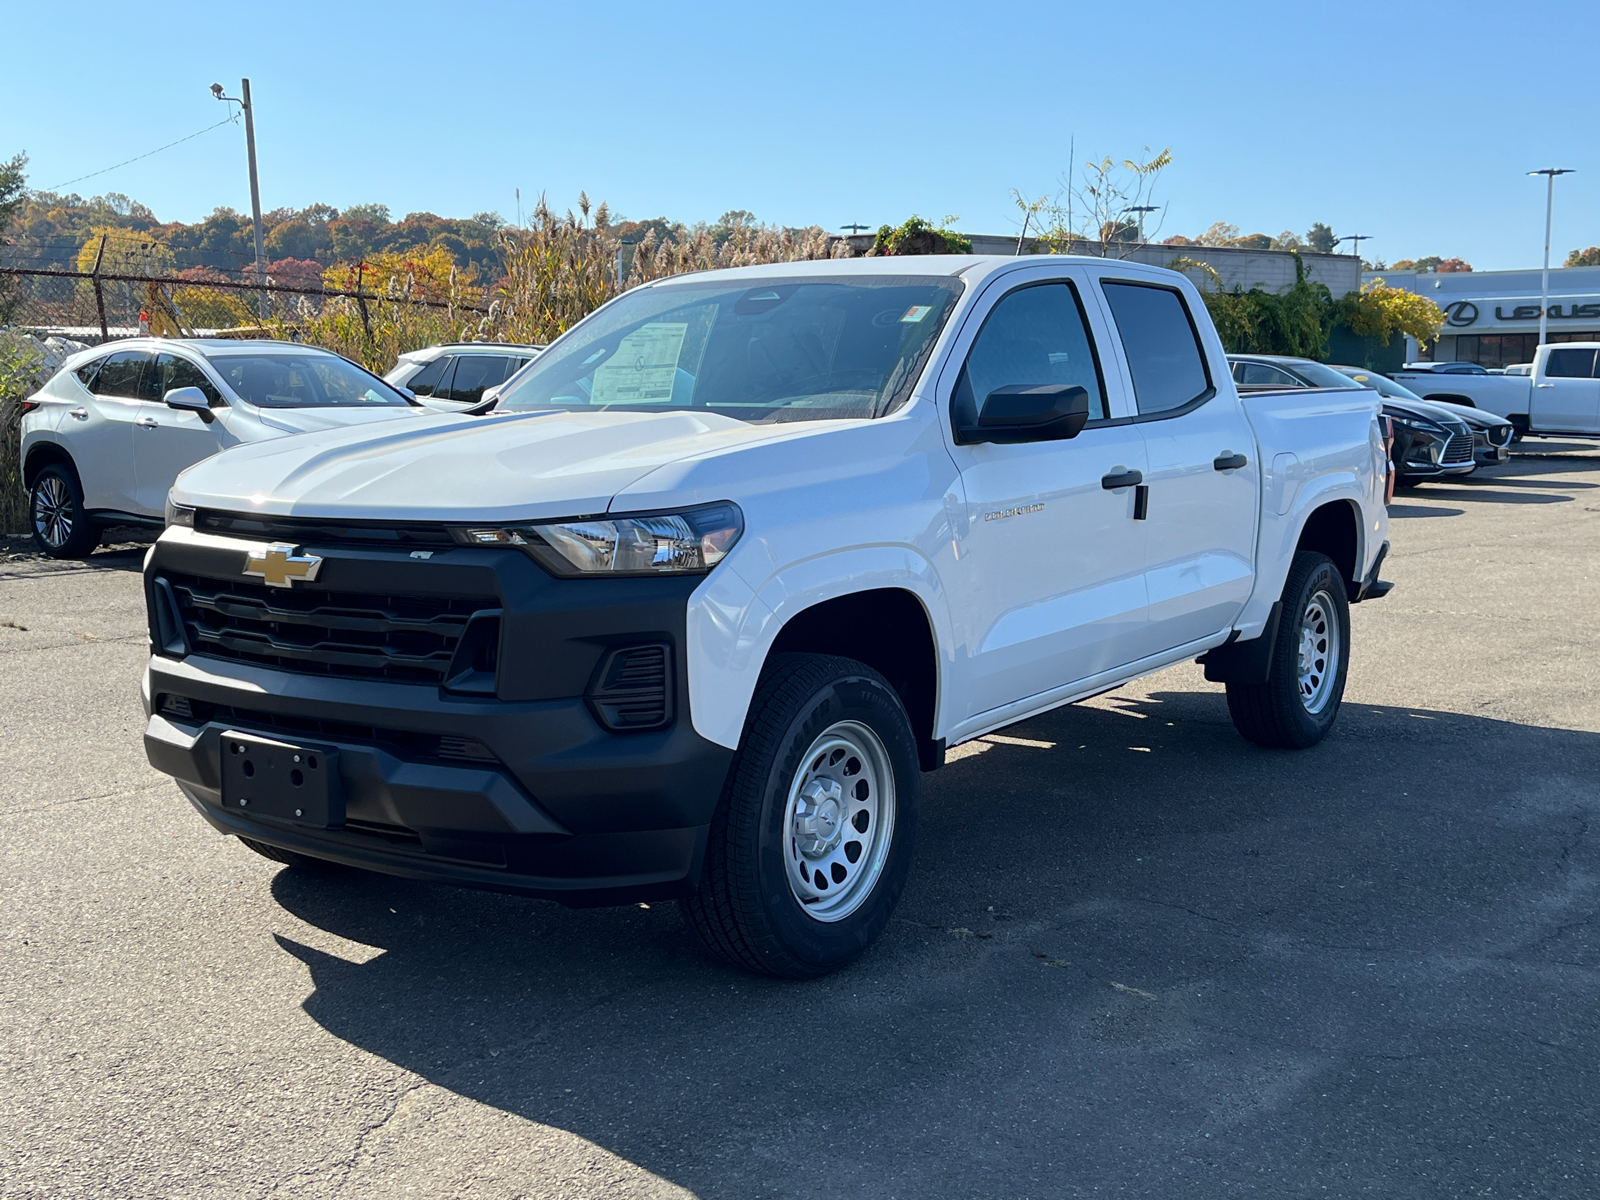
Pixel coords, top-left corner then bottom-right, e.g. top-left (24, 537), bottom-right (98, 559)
top-left (1443, 297), bottom-right (1600, 329)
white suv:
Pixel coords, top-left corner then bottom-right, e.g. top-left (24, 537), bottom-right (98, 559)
top-left (385, 343), bottom-right (543, 408)
top-left (20, 338), bottom-right (424, 558)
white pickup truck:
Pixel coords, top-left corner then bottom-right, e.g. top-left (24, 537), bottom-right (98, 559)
top-left (1393, 342), bottom-right (1600, 438)
top-left (141, 256), bottom-right (1391, 978)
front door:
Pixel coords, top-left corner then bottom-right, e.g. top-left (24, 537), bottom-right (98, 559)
top-left (1532, 346), bottom-right (1600, 433)
top-left (942, 273), bottom-right (1151, 723)
top-left (132, 353), bottom-right (234, 515)
top-left (1095, 278), bottom-right (1259, 653)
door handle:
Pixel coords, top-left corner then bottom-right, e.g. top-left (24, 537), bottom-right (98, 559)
top-left (135, 416), bottom-right (160, 429)
top-left (70, 407), bottom-right (88, 420)
top-left (1213, 452), bottom-right (1249, 471)
top-left (1101, 468), bottom-right (1143, 490)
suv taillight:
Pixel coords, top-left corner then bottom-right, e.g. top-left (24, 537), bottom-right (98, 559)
top-left (20, 400), bottom-right (41, 414)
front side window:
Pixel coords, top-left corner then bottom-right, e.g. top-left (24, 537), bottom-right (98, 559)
top-left (442, 355), bottom-right (513, 402)
top-left (1101, 281), bottom-right (1211, 415)
top-left (209, 353), bottom-right (411, 408)
top-left (1546, 348), bottom-right (1598, 379)
top-left (950, 281), bottom-right (1109, 430)
top-left (156, 353), bottom-right (223, 405)
top-left (92, 351), bottom-right (150, 399)
top-left (496, 275), bottom-right (964, 423)
top-left (1237, 362), bottom-right (1303, 388)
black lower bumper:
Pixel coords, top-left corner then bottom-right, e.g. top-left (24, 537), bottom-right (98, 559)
top-left (144, 652), bottom-right (734, 906)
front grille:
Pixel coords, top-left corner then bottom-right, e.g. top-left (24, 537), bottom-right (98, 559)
top-left (157, 695), bottom-right (502, 766)
top-left (195, 510), bottom-right (454, 547)
top-left (162, 571), bottom-right (496, 684)
top-left (1441, 432), bottom-right (1475, 464)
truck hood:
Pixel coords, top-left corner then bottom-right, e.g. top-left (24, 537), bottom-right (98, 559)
top-left (174, 408), bottom-right (817, 521)
top-left (252, 406), bottom-right (427, 435)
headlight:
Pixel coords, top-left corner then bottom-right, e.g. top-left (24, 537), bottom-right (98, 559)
top-left (451, 502), bottom-right (743, 576)
top-left (165, 496), bottom-right (195, 528)
top-left (1388, 414), bottom-right (1445, 435)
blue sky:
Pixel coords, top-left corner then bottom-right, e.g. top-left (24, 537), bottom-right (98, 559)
top-left (4, 0), bottom-right (1596, 271)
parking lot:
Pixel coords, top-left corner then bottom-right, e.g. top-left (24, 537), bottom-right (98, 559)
top-left (2, 446), bottom-right (1598, 1199)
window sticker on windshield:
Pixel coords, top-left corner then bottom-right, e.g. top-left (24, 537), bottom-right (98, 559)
top-left (589, 322), bottom-right (688, 405)
top-left (900, 305), bottom-right (933, 323)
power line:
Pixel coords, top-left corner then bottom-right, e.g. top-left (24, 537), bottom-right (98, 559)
top-left (42, 115), bottom-right (239, 193)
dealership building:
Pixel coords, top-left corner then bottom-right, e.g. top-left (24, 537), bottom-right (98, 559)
top-left (1364, 264), bottom-right (1600, 368)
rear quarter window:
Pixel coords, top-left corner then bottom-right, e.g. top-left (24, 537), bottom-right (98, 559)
top-left (1101, 282), bottom-right (1212, 415)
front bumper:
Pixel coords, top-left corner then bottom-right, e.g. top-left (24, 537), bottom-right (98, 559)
top-left (141, 529), bottom-right (734, 905)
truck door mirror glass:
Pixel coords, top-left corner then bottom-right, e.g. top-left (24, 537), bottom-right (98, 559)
top-left (962, 384), bottom-right (1090, 444)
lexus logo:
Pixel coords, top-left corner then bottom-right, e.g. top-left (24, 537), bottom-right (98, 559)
top-left (1444, 301), bottom-right (1479, 327)
top-left (243, 544), bottom-right (324, 588)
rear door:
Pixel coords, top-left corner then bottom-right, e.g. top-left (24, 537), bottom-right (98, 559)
top-left (1531, 347), bottom-right (1600, 433)
top-left (74, 349), bottom-right (150, 513)
top-left (941, 268), bottom-right (1151, 721)
top-left (1094, 277), bottom-right (1259, 654)
top-left (132, 353), bottom-right (235, 514)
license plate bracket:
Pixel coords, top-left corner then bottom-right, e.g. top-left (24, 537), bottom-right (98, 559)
top-left (219, 731), bottom-right (344, 828)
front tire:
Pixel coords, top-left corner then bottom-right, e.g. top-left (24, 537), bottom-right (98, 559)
top-left (1225, 551), bottom-right (1350, 749)
top-left (682, 653), bottom-right (920, 979)
top-left (29, 464), bottom-right (100, 559)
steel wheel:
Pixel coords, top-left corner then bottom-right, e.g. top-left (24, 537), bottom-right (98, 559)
top-left (1297, 588), bottom-right (1340, 715)
top-left (782, 719), bottom-right (895, 923)
top-left (31, 473), bottom-right (75, 550)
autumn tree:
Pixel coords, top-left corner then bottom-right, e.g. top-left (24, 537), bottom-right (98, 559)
top-left (0, 152), bottom-right (26, 321)
top-left (1565, 246), bottom-right (1600, 267)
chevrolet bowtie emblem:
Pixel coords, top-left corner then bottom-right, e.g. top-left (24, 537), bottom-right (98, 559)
top-left (243, 543), bottom-right (324, 588)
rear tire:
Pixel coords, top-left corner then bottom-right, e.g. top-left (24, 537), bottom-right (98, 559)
top-left (1226, 551), bottom-right (1350, 749)
top-left (238, 836), bottom-right (351, 874)
top-left (29, 464), bottom-right (100, 559)
top-left (682, 653), bottom-right (920, 979)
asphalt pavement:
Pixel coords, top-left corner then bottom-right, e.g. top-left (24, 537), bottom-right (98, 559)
top-left (3, 446), bottom-right (1599, 1199)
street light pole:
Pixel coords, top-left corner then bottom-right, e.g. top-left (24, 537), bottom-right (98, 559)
top-left (1529, 168), bottom-right (1575, 348)
top-left (213, 79), bottom-right (268, 318)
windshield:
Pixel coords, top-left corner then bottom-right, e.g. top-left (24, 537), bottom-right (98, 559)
top-left (495, 275), bottom-right (964, 422)
top-left (209, 352), bottom-right (412, 409)
top-left (1334, 366), bottom-right (1424, 402)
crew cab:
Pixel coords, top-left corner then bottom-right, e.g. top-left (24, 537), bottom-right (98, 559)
top-left (20, 339), bottom-right (427, 557)
top-left (1392, 342), bottom-right (1600, 438)
top-left (140, 256), bottom-right (1391, 978)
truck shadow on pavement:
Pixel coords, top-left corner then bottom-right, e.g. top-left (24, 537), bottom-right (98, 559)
top-left (268, 690), bottom-right (1600, 1198)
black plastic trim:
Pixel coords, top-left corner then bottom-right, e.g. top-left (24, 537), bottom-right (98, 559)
top-left (1198, 602), bottom-right (1282, 685)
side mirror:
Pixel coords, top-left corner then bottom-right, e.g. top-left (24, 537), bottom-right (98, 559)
top-left (163, 386), bottom-right (214, 422)
top-left (462, 385), bottom-right (503, 416)
top-left (962, 384), bottom-right (1090, 445)
top-left (397, 385), bottom-right (418, 403)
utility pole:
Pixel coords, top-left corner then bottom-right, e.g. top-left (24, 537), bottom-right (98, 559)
top-left (1529, 168), bottom-right (1575, 348)
top-left (1336, 234), bottom-right (1371, 263)
top-left (213, 79), bottom-right (268, 318)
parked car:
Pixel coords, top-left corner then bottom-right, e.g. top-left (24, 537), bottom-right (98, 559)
top-left (385, 343), bottom-right (543, 408)
top-left (1392, 344), bottom-right (1600, 438)
top-left (1332, 367), bottom-right (1513, 467)
top-left (20, 339), bottom-right (427, 558)
top-left (1229, 355), bottom-right (1478, 485)
top-left (144, 256), bottom-right (1390, 978)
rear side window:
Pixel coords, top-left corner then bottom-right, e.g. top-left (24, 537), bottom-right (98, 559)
top-left (92, 351), bottom-right (149, 399)
top-left (404, 356), bottom-right (451, 396)
top-left (1101, 282), bottom-right (1212, 415)
top-left (441, 355), bottom-right (514, 402)
top-left (75, 358), bottom-right (106, 390)
top-left (157, 353), bottom-right (223, 405)
top-left (952, 282), bottom-right (1109, 429)
top-left (1546, 348), bottom-right (1598, 379)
